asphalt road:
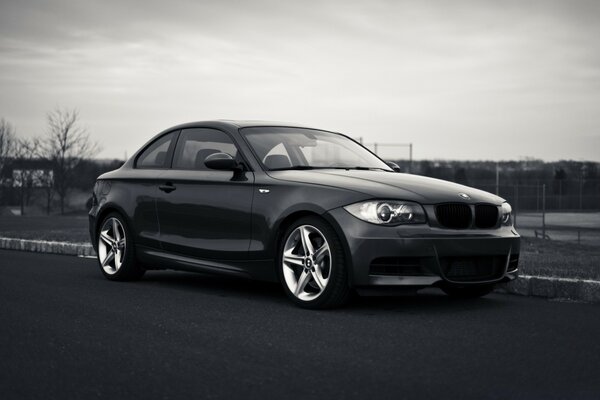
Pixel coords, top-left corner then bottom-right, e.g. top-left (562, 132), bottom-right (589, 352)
top-left (1, 250), bottom-right (599, 399)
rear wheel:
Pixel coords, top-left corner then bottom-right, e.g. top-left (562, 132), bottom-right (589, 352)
top-left (279, 216), bottom-right (350, 309)
top-left (441, 284), bottom-right (495, 299)
top-left (97, 212), bottom-right (145, 281)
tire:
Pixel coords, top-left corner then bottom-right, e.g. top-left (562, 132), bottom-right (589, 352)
top-left (441, 284), bottom-right (495, 299)
top-left (278, 216), bottom-right (350, 309)
top-left (97, 212), bottom-right (145, 281)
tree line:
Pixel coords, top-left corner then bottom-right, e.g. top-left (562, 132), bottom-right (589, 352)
top-left (395, 158), bottom-right (600, 210)
top-left (396, 158), bottom-right (599, 190)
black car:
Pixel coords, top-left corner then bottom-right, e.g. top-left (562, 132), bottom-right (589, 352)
top-left (89, 120), bottom-right (520, 308)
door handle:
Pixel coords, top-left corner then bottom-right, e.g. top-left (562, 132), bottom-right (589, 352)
top-left (158, 183), bottom-right (176, 193)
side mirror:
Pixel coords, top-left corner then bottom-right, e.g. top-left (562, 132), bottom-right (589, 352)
top-left (204, 152), bottom-right (240, 171)
top-left (386, 161), bottom-right (402, 172)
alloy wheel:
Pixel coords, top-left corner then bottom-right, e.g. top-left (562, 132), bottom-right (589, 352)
top-left (98, 217), bottom-right (127, 275)
top-left (282, 224), bottom-right (332, 301)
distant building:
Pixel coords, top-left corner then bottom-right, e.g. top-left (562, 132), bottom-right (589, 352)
top-left (0, 158), bottom-right (54, 207)
top-left (9, 158), bottom-right (54, 188)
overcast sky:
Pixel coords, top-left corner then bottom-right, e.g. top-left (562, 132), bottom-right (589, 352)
top-left (1, 0), bottom-right (599, 161)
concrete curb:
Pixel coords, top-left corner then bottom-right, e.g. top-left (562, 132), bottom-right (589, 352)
top-left (497, 275), bottom-right (600, 303)
top-left (0, 237), bottom-right (95, 257)
top-left (1, 237), bottom-right (598, 303)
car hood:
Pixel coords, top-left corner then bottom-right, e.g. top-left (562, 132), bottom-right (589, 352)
top-left (267, 170), bottom-right (504, 205)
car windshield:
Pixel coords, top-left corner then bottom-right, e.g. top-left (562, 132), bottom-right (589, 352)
top-left (241, 127), bottom-right (392, 171)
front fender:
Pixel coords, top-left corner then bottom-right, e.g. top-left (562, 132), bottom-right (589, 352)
top-left (248, 175), bottom-right (369, 259)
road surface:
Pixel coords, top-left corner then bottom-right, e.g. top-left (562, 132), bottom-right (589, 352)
top-left (1, 250), bottom-right (599, 399)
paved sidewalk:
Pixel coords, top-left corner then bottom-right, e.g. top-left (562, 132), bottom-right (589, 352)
top-left (0, 237), bottom-right (94, 257)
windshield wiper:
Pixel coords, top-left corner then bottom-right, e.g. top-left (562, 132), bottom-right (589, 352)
top-left (269, 166), bottom-right (390, 172)
top-left (269, 166), bottom-right (328, 171)
top-left (330, 166), bottom-right (390, 171)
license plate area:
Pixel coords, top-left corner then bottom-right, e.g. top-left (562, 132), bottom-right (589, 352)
top-left (440, 256), bottom-right (505, 283)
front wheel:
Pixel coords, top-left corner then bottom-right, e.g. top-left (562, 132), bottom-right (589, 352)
top-left (97, 212), bottom-right (145, 281)
top-left (279, 216), bottom-right (350, 309)
top-left (441, 284), bottom-right (495, 299)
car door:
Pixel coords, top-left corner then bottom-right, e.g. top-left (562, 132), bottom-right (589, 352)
top-left (130, 130), bottom-right (179, 249)
top-left (156, 127), bottom-right (254, 260)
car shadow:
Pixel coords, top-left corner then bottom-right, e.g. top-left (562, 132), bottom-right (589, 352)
top-left (139, 270), bottom-right (284, 299)
top-left (135, 270), bottom-right (511, 314)
top-left (344, 289), bottom-right (510, 314)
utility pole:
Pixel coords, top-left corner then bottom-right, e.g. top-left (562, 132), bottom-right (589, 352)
top-left (536, 181), bottom-right (540, 211)
top-left (579, 168), bottom-right (583, 210)
top-left (514, 185), bottom-right (518, 228)
top-left (409, 143), bottom-right (413, 174)
top-left (542, 184), bottom-right (546, 239)
top-left (495, 162), bottom-right (500, 195)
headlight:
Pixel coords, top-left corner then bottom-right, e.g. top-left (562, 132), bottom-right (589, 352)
top-left (344, 200), bottom-right (427, 225)
top-left (501, 202), bottom-right (512, 225)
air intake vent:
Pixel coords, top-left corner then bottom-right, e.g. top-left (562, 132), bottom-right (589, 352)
top-left (475, 204), bottom-right (499, 228)
top-left (369, 257), bottom-right (434, 276)
top-left (435, 203), bottom-right (472, 229)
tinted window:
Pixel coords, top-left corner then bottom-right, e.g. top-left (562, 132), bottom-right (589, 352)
top-left (136, 131), bottom-right (176, 169)
top-left (172, 128), bottom-right (238, 170)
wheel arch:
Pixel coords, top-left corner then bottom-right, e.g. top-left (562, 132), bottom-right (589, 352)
top-left (92, 204), bottom-right (131, 250)
top-left (273, 209), bottom-right (354, 287)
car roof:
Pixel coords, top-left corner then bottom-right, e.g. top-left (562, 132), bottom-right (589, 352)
top-left (166, 120), bottom-right (320, 131)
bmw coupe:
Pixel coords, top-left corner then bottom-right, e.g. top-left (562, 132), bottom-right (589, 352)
top-left (89, 121), bottom-right (520, 308)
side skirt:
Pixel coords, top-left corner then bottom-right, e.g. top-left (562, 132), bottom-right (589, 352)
top-left (136, 245), bottom-right (277, 281)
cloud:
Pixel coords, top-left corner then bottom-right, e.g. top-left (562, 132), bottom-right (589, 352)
top-left (1, 0), bottom-right (599, 160)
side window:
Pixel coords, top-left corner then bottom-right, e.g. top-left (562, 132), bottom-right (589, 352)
top-left (172, 128), bottom-right (238, 170)
top-left (136, 132), bottom-right (176, 169)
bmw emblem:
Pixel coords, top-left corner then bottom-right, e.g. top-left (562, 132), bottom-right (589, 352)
top-left (458, 193), bottom-right (471, 200)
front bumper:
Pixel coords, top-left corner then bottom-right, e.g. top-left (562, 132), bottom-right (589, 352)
top-left (326, 208), bottom-right (520, 288)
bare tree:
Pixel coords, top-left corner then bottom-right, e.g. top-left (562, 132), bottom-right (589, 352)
top-left (0, 118), bottom-right (16, 205)
top-left (0, 119), bottom-right (15, 173)
top-left (13, 137), bottom-right (41, 216)
top-left (43, 108), bottom-right (99, 214)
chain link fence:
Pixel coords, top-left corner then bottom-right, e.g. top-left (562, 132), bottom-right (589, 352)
top-left (470, 181), bottom-right (600, 245)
